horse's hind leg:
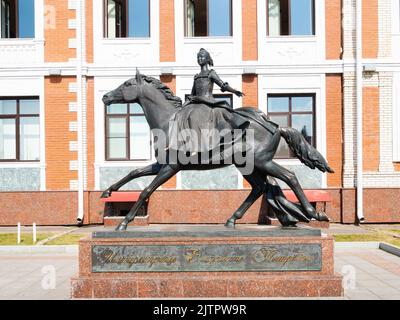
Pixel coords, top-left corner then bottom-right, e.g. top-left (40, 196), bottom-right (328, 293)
top-left (116, 164), bottom-right (179, 231)
top-left (225, 170), bottom-right (266, 228)
top-left (261, 161), bottom-right (329, 222)
top-left (101, 162), bottom-right (161, 198)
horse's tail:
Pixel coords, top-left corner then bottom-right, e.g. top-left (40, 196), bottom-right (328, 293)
top-left (279, 127), bottom-right (334, 173)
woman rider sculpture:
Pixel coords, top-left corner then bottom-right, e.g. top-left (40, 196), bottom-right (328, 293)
top-left (184, 48), bottom-right (245, 111)
top-left (168, 48), bottom-right (277, 153)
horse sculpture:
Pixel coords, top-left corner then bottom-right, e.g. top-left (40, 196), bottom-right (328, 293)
top-left (102, 70), bottom-right (333, 231)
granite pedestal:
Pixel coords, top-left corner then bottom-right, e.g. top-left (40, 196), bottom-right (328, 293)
top-left (71, 225), bottom-right (343, 298)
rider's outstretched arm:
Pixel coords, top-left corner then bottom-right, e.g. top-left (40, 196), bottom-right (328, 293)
top-left (210, 70), bottom-right (244, 97)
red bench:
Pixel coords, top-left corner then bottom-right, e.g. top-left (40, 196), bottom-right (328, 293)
top-left (101, 192), bottom-right (148, 227)
top-left (101, 192), bottom-right (141, 203)
top-left (271, 189), bottom-right (331, 228)
top-left (282, 189), bottom-right (331, 204)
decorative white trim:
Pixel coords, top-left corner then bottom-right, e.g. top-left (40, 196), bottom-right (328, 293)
top-left (96, 161), bottom-right (155, 168)
top-left (68, 82), bottom-right (77, 93)
top-left (69, 102), bottom-right (77, 112)
top-left (68, 19), bottom-right (77, 30)
top-left (362, 172), bottom-right (400, 187)
top-left (68, 0), bottom-right (77, 10)
top-left (393, 72), bottom-right (400, 161)
top-left (378, 72), bottom-right (394, 173)
top-left (176, 171), bottom-right (182, 190)
top-left (39, 76), bottom-right (46, 191)
top-left (0, 163), bottom-right (41, 169)
top-left (378, 0), bottom-right (392, 58)
top-left (69, 180), bottom-right (78, 190)
top-left (70, 160), bottom-right (78, 171)
top-left (342, 72), bottom-right (356, 188)
top-left (70, 141), bottom-right (78, 152)
top-left (68, 38), bottom-right (77, 49)
top-left (393, 0), bottom-right (400, 34)
top-left (69, 121), bottom-right (78, 132)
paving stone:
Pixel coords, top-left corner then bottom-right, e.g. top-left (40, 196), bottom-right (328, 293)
top-left (0, 245), bottom-right (399, 299)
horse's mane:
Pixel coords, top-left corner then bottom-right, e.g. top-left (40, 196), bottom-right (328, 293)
top-left (142, 76), bottom-right (182, 108)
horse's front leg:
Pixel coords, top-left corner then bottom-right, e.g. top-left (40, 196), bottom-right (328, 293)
top-left (225, 171), bottom-right (265, 228)
top-left (101, 162), bottom-right (161, 198)
top-left (116, 164), bottom-right (179, 231)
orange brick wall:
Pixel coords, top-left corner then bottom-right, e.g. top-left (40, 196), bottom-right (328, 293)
top-left (242, 75), bottom-right (258, 108)
top-left (45, 77), bottom-right (77, 190)
top-left (159, 75), bottom-right (177, 189)
top-left (362, 0), bottom-right (378, 59)
top-left (326, 74), bottom-right (343, 187)
top-left (242, 0), bottom-right (258, 61)
top-left (86, 0), bottom-right (94, 63)
top-left (363, 87), bottom-right (380, 171)
top-left (325, 0), bottom-right (342, 60)
top-left (86, 77), bottom-right (95, 190)
top-left (160, 0), bottom-right (175, 62)
top-left (44, 0), bottom-right (76, 62)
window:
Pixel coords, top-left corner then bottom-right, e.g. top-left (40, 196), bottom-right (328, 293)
top-left (267, 0), bottom-right (314, 36)
top-left (0, 97), bottom-right (40, 161)
top-left (105, 103), bottom-right (151, 161)
top-left (105, 0), bottom-right (150, 38)
top-left (267, 94), bottom-right (315, 158)
top-left (0, 0), bottom-right (35, 38)
top-left (185, 0), bottom-right (232, 37)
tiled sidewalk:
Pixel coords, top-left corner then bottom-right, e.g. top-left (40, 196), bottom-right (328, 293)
top-left (0, 247), bottom-right (399, 299)
top-left (335, 248), bottom-right (400, 300)
top-left (0, 254), bottom-right (77, 300)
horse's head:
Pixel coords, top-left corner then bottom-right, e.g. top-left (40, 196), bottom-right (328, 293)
top-left (102, 70), bottom-right (145, 106)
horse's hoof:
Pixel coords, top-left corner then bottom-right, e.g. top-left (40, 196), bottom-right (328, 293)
top-left (316, 212), bottom-right (330, 222)
top-left (224, 219), bottom-right (236, 229)
top-left (101, 190), bottom-right (112, 199)
top-left (282, 222), bottom-right (298, 228)
top-left (115, 222), bottom-right (128, 231)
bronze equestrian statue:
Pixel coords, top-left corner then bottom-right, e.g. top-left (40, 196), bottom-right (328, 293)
top-left (102, 48), bottom-right (333, 231)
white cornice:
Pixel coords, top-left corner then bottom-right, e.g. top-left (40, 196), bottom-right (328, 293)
top-left (2, 60), bottom-right (400, 77)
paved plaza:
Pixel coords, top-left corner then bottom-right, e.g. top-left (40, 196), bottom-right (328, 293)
top-left (0, 246), bottom-right (399, 300)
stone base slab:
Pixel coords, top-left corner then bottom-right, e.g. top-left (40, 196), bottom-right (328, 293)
top-left (71, 274), bottom-right (343, 298)
top-left (266, 218), bottom-right (330, 229)
top-left (71, 225), bottom-right (343, 298)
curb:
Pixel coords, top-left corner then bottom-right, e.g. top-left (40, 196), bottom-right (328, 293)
top-left (379, 242), bottom-right (400, 257)
top-left (334, 242), bottom-right (380, 249)
top-left (0, 245), bottom-right (78, 254)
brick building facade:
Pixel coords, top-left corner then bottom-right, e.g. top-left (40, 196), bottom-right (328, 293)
top-left (0, 0), bottom-right (399, 225)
